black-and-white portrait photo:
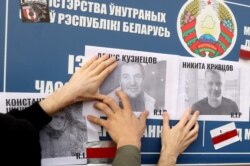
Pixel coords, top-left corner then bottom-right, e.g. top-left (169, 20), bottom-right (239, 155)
top-left (100, 60), bottom-right (167, 113)
top-left (184, 68), bottom-right (240, 115)
top-left (40, 102), bottom-right (87, 158)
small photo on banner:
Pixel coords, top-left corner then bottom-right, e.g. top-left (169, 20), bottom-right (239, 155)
top-left (210, 122), bottom-right (239, 150)
top-left (20, 0), bottom-right (50, 23)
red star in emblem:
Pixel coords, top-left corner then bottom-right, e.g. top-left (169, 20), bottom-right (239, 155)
top-left (207, 0), bottom-right (212, 5)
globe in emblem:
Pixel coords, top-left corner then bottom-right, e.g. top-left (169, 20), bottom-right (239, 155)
top-left (177, 0), bottom-right (237, 59)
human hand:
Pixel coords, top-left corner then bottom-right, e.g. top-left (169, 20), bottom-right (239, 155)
top-left (66, 54), bottom-right (117, 102)
top-left (158, 109), bottom-right (199, 166)
top-left (40, 54), bottom-right (117, 116)
top-left (87, 90), bottom-right (149, 149)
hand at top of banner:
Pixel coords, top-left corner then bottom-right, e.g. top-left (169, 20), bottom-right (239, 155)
top-left (158, 109), bottom-right (199, 166)
top-left (40, 54), bottom-right (117, 116)
top-left (87, 90), bottom-right (149, 149)
top-left (66, 54), bottom-right (117, 101)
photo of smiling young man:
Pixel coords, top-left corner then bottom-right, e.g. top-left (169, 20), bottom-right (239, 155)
top-left (192, 69), bottom-right (239, 115)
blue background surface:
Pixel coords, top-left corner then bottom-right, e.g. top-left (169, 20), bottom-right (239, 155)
top-left (1, 0), bottom-right (250, 164)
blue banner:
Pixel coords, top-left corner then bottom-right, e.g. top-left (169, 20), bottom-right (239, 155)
top-left (1, 0), bottom-right (250, 164)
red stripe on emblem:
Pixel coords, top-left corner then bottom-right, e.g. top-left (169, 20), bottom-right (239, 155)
top-left (220, 23), bottom-right (234, 39)
top-left (181, 19), bottom-right (196, 32)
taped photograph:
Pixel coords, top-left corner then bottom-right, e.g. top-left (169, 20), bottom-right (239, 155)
top-left (40, 102), bottom-right (87, 165)
top-left (187, 69), bottom-right (240, 115)
top-left (100, 60), bottom-right (167, 114)
top-left (0, 93), bottom-right (87, 165)
top-left (177, 59), bottom-right (249, 121)
top-left (83, 45), bottom-right (179, 119)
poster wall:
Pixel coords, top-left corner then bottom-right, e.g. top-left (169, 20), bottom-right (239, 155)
top-left (1, 0), bottom-right (250, 165)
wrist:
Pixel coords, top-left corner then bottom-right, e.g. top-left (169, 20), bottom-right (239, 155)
top-left (158, 148), bottom-right (178, 166)
top-left (39, 85), bottom-right (75, 116)
top-left (162, 152), bottom-right (178, 161)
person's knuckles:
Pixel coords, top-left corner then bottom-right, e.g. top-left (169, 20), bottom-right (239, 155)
top-left (106, 64), bottom-right (116, 73)
top-left (105, 57), bottom-right (115, 65)
top-left (182, 127), bottom-right (190, 136)
top-left (189, 123), bottom-right (199, 134)
top-left (175, 124), bottom-right (183, 131)
top-left (103, 96), bottom-right (115, 104)
top-left (99, 60), bottom-right (110, 69)
top-left (90, 116), bottom-right (99, 124)
top-left (94, 102), bottom-right (107, 110)
top-left (116, 90), bottom-right (129, 101)
top-left (104, 123), bottom-right (111, 130)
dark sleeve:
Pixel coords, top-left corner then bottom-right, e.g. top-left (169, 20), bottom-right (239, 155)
top-left (7, 102), bottom-right (52, 131)
top-left (112, 145), bottom-right (140, 166)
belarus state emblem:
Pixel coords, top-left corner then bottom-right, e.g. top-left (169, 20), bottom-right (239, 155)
top-left (177, 0), bottom-right (237, 59)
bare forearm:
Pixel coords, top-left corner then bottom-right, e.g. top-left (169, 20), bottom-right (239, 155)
top-left (158, 151), bottom-right (177, 166)
top-left (39, 84), bottom-right (76, 116)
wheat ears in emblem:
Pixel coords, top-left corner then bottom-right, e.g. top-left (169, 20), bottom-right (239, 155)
top-left (177, 0), bottom-right (237, 59)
